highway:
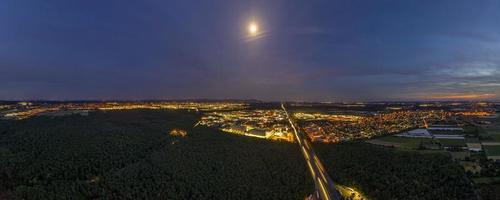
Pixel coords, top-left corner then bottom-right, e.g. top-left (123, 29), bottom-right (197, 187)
top-left (281, 103), bottom-right (342, 200)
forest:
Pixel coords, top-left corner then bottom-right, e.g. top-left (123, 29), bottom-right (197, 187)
top-left (0, 110), bottom-right (312, 199)
top-left (0, 109), bottom-right (485, 200)
top-left (314, 142), bottom-right (477, 200)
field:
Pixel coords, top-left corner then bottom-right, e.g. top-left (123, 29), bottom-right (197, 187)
top-left (0, 110), bottom-right (312, 199)
top-left (473, 177), bottom-right (500, 184)
top-left (478, 115), bottom-right (500, 142)
top-left (484, 128), bottom-right (500, 135)
top-left (438, 138), bottom-right (466, 147)
top-left (463, 126), bottom-right (479, 135)
top-left (482, 127), bottom-right (500, 142)
top-left (484, 145), bottom-right (500, 156)
top-left (465, 138), bottom-right (480, 143)
top-left (429, 130), bottom-right (464, 135)
top-left (369, 135), bottom-right (471, 150)
top-left (491, 134), bottom-right (500, 142)
top-left (367, 136), bottom-right (432, 149)
top-left (482, 117), bottom-right (500, 158)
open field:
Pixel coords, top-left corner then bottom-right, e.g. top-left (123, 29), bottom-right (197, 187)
top-left (463, 126), bottom-right (479, 135)
top-left (466, 138), bottom-right (480, 143)
top-left (367, 136), bottom-right (433, 149)
top-left (484, 128), bottom-right (500, 135)
top-left (478, 115), bottom-right (500, 142)
top-left (491, 134), bottom-right (500, 142)
top-left (429, 130), bottom-right (464, 135)
top-left (438, 138), bottom-right (466, 147)
top-left (473, 177), bottom-right (500, 184)
top-left (483, 127), bottom-right (500, 142)
top-left (484, 145), bottom-right (500, 156)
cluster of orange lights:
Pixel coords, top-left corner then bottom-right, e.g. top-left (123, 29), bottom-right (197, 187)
top-left (456, 111), bottom-right (495, 116)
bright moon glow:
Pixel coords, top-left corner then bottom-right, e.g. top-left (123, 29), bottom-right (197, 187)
top-left (248, 22), bottom-right (258, 35)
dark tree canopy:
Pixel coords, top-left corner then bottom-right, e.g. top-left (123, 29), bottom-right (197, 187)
top-left (0, 110), bottom-right (312, 199)
top-left (315, 142), bottom-right (476, 200)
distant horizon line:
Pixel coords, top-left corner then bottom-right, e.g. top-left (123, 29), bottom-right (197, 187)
top-left (1, 99), bottom-right (499, 103)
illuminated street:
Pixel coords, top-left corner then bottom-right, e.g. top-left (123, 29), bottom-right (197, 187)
top-left (282, 103), bottom-right (342, 200)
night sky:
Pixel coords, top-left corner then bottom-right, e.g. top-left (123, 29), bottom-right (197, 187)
top-left (1, 0), bottom-right (499, 101)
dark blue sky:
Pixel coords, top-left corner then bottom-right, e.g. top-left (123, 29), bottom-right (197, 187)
top-left (1, 0), bottom-right (499, 101)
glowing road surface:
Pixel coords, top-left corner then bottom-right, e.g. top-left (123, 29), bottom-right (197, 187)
top-left (281, 103), bottom-right (342, 200)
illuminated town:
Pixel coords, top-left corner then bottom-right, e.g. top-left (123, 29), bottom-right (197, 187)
top-left (0, 101), bottom-right (247, 120)
top-left (2, 1), bottom-right (500, 199)
top-left (200, 109), bottom-right (294, 141)
top-left (1, 101), bottom-right (496, 144)
top-left (298, 110), bottom-right (464, 143)
top-left (1, 100), bottom-right (499, 200)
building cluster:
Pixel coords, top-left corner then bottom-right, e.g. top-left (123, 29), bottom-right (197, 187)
top-left (0, 101), bottom-right (248, 120)
top-left (199, 109), bottom-right (294, 141)
top-left (0, 102), bottom-right (89, 120)
top-left (396, 126), bottom-right (465, 140)
top-left (294, 113), bottom-right (361, 122)
top-left (1, 101), bottom-right (497, 147)
top-left (299, 110), bottom-right (457, 143)
top-left (97, 102), bottom-right (247, 111)
top-left (0, 101), bottom-right (294, 142)
top-left (169, 129), bottom-right (188, 137)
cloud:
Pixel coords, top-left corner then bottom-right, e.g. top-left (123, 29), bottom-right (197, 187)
top-left (288, 27), bottom-right (333, 35)
top-left (438, 62), bottom-right (499, 78)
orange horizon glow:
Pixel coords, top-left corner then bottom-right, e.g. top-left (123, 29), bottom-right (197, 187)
top-left (422, 93), bottom-right (496, 100)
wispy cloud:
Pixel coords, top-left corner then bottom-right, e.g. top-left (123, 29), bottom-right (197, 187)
top-left (438, 62), bottom-right (499, 78)
top-left (288, 27), bottom-right (333, 35)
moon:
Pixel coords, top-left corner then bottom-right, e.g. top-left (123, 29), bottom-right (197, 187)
top-left (248, 22), bottom-right (259, 36)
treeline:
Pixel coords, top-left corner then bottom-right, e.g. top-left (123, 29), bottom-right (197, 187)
top-left (0, 110), bottom-right (312, 199)
top-left (314, 142), bottom-right (476, 200)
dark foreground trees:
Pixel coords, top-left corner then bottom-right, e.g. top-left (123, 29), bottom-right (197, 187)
top-left (0, 109), bottom-right (480, 200)
top-left (315, 142), bottom-right (476, 200)
top-left (0, 110), bottom-right (312, 199)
